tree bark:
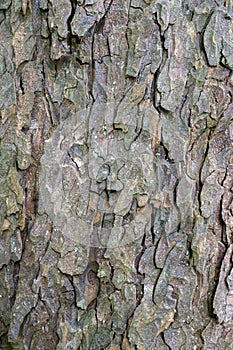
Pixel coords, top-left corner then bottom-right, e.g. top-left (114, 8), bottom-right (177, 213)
top-left (0, 0), bottom-right (233, 349)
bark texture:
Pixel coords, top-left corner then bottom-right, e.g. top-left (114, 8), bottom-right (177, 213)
top-left (0, 0), bottom-right (233, 349)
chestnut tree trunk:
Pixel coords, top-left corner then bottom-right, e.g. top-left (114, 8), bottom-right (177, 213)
top-left (0, 0), bottom-right (233, 349)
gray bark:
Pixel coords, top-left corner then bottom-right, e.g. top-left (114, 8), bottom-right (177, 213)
top-left (0, 0), bottom-right (233, 349)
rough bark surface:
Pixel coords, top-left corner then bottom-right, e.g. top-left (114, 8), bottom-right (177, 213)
top-left (0, 0), bottom-right (233, 349)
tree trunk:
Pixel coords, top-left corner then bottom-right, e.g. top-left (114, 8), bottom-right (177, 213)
top-left (0, 0), bottom-right (233, 349)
